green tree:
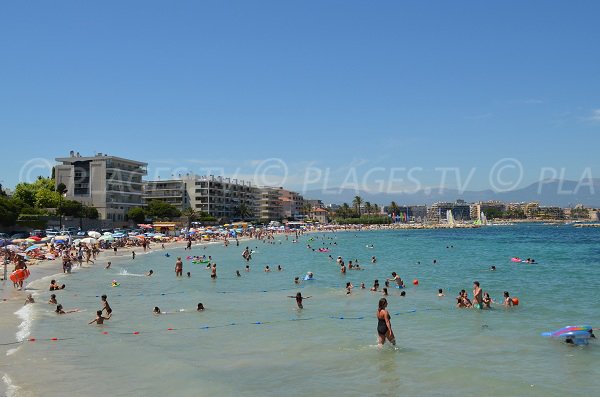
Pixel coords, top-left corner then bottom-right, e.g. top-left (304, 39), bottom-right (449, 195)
top-left (364, 201), bottom-right (372, 215)
top-left (235, 202), bottom-right (253, 220)
top-left (83, 206), bottom-right (99, 219)
top-left (35, 189), bottom-right (61, 208)
top-left (387, 201), bottom-right (400, 215)
top-left (352, 196), bottom-right (363, 217)
top-left (146, 200), bottom-right (181, 220)
top-left (13, 183), bottom-right (37, 207)
top-left (56, 183), bottom-right (67, 195)
top-left (373, 203), bottom-right (380, 214)
top-left (128, 207), bottom-right (146, 223)
top-left (57, 199), bottom-right (84, 217)
top-left (0, 196), bottom-right (21, 227)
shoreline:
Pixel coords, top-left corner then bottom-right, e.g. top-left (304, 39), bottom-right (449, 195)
top-left (0, 237), bottom-right (211, 397)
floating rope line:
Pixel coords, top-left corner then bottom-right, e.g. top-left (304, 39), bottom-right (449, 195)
top-left (2, 308), bottom-right (442, 345)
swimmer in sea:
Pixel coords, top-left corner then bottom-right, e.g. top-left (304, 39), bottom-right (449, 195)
top-left (472, 281), bottom-right (483, 310)
top-left (187, 272), bottom-right (191, 278)
top-left (503, 291), bottom-right (513, 307)
top-left (89, 310), bottom-right (111, 325)
top-left (483, 292), bottom-right (492, 309)
top-left (197, 303), bottom-right (205, 311)
top-left (370, 279), bottom-right (379, 292)
top-left (264, 266), bottom-right (271, 272)
top-left (360, 282), bottom-right (366, 289)
top-left (175, 257), bottom-right (183, 277)
top-left (56, 304), bottom-right (78, 314)
top-left (346, 282), bottom-right (353, 294)
top-left (101, 295), bottom-right (112, 315)
top-left (438, 289), bottom-right (445, 297)
top-left (147, 270), bottom-right (154, 276)
top-left (490, 266), bottom-right (496, 271)
top-left (48, 294), bottom-right (57, 304)
top-left (294, 277), bottom-right (300, 284)
top-left (24, 294), bottom-right (35, 305)
top-left (105, 261), bottom-right (111, 269)
top-left (236, 270), bottom-right (241, 277)
top-left (153, 306), bottom-right (161, 315)
top-left (382, 288), bottom-right (388, 296)
top-left (288, 292), bottom-right (311, 309)
top-left (245, 265), bottom-right (250, 272)
top-left (376, 298), bottom-right (396, 346)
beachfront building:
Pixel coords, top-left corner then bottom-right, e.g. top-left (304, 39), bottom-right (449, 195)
top-left (470, 201), bottom-right (507, 220)
top-left (308, 207), bottom-right (329, 224)
top-left (55, 151), bottom-right (147, 222)
top-left (536, 206), bottom-right (564, 220)
top-left (277, 188), bottom-right (305, 220)
top-left (143, 179), bottom-right (189, 211)
top-left (255, 187), bottom-right (284, 222)
top-left (305, 199), bottom-right (324, 209)
top-left (428, 200), bottom-right (471, 222)
top-left (184, 175), bottom-right (255, 220)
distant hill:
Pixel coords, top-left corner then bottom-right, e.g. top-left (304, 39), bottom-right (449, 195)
top-left (303, 179), bottom-right (600, 207)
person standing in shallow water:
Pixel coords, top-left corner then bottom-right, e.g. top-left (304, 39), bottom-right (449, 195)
top-left (376, 298), bottom-right (396, 346)
top-left (175, 257), bottom-right (183, 277)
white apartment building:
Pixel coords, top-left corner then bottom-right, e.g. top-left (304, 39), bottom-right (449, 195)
top-left (55, 151), bottom-right (147, 221)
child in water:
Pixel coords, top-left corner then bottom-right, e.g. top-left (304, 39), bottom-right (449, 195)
top-left (89, 310), bottom-right (111, 325)
top-left (288, 292), bottom-right (311, 309)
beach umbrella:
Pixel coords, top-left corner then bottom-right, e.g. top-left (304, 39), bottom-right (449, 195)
top-left (11, 239), bottom-right (26, 244)
top-left (103, 232), bottom-right (112, 236)
top-left (25, 244), bottom-right (44, 252)
top-left (99, 235), bottom-right (114, 242)
top-left (81, 237), bottom-right (97, 244)
top-left (29, 236), bottom-right (42, 242)
top-left (88, 231), bottom-right (101, 239)
top-left (73, 239), bottom-right (82, 245)
top-left (5, 244), bottom-right (20, 251)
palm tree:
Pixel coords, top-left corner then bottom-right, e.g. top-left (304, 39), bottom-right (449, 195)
top-left (364, 201), bottom-right (372, 216)
top-left (236, 202), bottom-right (253, 220)
top-left (182, 207), bottom-right (199, 228)
top-left (388, 201), bottom-right (400, 216)
top-left (337, 202), bottom-right (350, 218)
top-left (302, 203), bottom-right (313, 216)
top-left (373, 203), bottom-right (380, 214)
top-left (352, 196), bottom-right (363, 217)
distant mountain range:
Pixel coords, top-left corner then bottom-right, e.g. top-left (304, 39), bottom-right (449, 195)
top-left (304, 179), bottom-right (600, 207)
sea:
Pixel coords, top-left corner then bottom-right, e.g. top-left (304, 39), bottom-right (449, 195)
top-left (2, 224), bottom-right (599, 397)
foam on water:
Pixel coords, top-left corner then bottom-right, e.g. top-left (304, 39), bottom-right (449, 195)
top-left (2, 373), bottom-right (21, 397)
top-left (14, 304), bottom-right (33, 342)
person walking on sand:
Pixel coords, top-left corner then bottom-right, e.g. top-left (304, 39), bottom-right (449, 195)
top-left (377, 298), bottom-right (396, 346)
top-left (175, 257), bottom-right (183, 277)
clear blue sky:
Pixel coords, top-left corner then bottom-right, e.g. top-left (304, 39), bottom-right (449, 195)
top-left (1, 0), bottom-right (599, 194)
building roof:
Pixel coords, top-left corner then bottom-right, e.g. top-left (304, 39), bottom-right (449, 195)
top-left (56, 154), bottom-right (147, 166)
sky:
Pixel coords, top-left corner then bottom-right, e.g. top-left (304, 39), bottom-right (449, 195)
top-left (1, 0), bottom-right (599, 196)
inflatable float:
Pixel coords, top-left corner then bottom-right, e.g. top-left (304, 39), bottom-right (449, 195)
top-left (511, 257), bottom-right (521, 263)
top-left (542, 325), bottom-right (594, 345)
top-left (9, 269), bottom-right (30, 283)
top-left (318, 248), bottom-right (330, 252)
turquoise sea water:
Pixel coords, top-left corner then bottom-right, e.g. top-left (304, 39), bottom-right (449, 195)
top-left (4, 225), bottom-right (600, 396)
